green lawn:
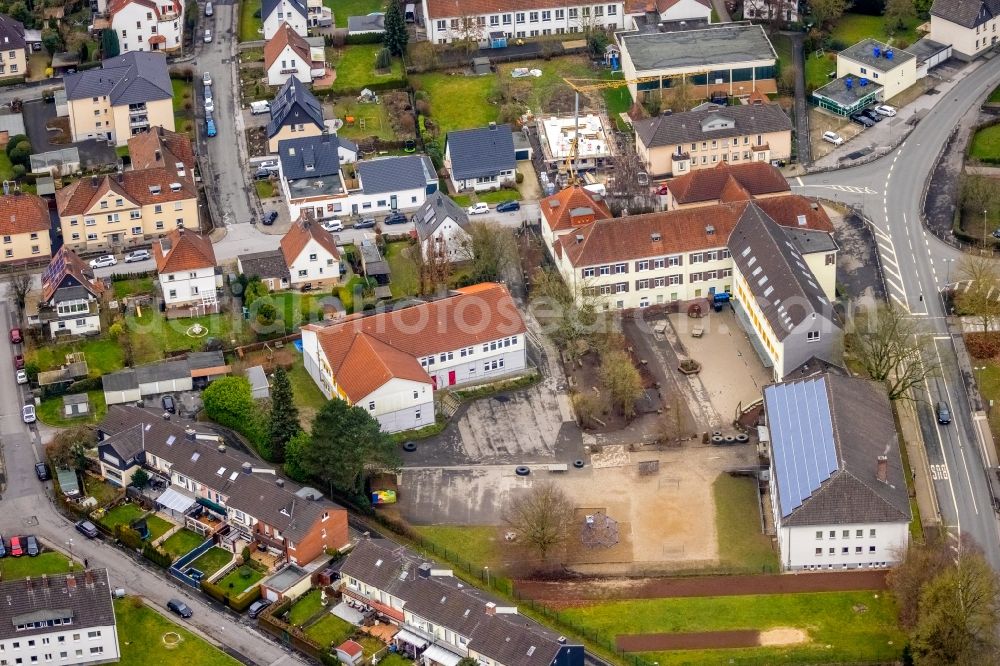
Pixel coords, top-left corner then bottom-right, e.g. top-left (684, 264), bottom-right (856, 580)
top-left (713, 475), bottom-right (780, 573)
top-left (497, 55), bottom-right (595, 112)
top-left (0, 150), bottom-right (14, 181)
top-left (385, 241), bottom-right (419, 299)
top-left (128, 308), bottom-right (251, 361)
top-left (0, 552), bottom-right (74, 580)
top-left (239, 0), bottom-right (263, 41)
top-left (989, 84), bottom-right (1000, 103)
top-left (288, 357), bottom-right (329, 429)
top-left (330, 45), bottom-right (405, 93)
top-left (328, 0), bottom-right (384, 28)
top-left (288, 589), bottom-right (325, 626)
top-left (113, 276), bottom-right (156, 300)
top-left (84, 476), bottom-right (122, 507)
top-left (451, 190), bottom-right (522, 207)
top-left (970, 123), bottom-right (1000, 161)
top-left (304, 612), bottom-right (355, 648)
top-left (216, 566), bottom-right (265, 595)
top-left (36, 390), bottom-right (107, 427)
top-left (412, 525), bottom-right (500, 569)
top-left (189, 547), bottom-right (233, 578)
top-left (171, 78), bottom-right (195, 137)
top-left (98, 503), bottom-right (146, 531)
top-left (146, 515), bottom-right (174, 541)
top-left (160, 529), bottom-right (206, 561)
top-left (27, 338), bottom-right (125, 376)
top-left (332, 99), bottom-right (398, 141)
top-left (973, 360), bottom-right (1000, 459)
top-left (255, 180), bottom-right (275, 199)
top-left (829, 13), bottom-right (920, 46)
top-left (804, 49), bottom-right (837, 91)
top-left (561, 591), bottom-right (905, 665)
top-left (378, 654), bottom-right (414, 666)
top-left (411, 73), bottom-right (498, 137)
top-left (771, 34), bottom-right (794, 74)
top-left (268, 291), bottom-right (325, 332)
top-left (115, 598), bottom-right (240, 666)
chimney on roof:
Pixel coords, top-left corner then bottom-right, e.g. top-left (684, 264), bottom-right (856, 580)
top-left (705, 224), bottom-right (715, 235)
top-left (485, 602), bottom-right (496, 616)
top-left (90, 175), bottom-right (98, 188)
top-left (84, 570), bottom-right (94, 587)
top-left (41, 575), bottom-right (49, 589)
top-left (418, 563), bottom-right (431, 578)
top-left (575, 234), bottom-right (584, 243)
top-left (154, 149), bottom-right (162, 162)
top-left (66, 574), bottom-right (77, 590)
top-left (25, 577), bottom-right (32, 592)
top-left (242, 462), bottom-right (252, 475)
top-left (876, 455), bottom-right (888, 483)
top-left (185, 427), bottom-right (196, 441)
top-left (489, 121), bottom-right (497, 130)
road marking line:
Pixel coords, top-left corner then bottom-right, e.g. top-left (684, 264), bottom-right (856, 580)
top-left (922, 367), bottom-right (964, 533)
top-left (933, 340), bottom-right (980, 516)
top-left (891, 293), bottom-right (908, 308)
top-left (796, 177), bottom-right (803, 186)
top-left (884, 266), bottom-right (903, 283)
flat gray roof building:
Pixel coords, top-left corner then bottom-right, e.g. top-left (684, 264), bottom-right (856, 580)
top-left (620, 23), bottom-right (776, 73)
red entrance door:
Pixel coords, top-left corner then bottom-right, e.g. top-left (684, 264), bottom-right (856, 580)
top-left (448, 370), bottom-right (456, 386)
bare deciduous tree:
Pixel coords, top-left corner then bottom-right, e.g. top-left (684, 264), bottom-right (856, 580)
top-left (7, 271), bottom-right (32, 313)
top-left (848, 304), bottom-right (937, 401)
top-left (529, 268), bottom-right (601, 360)
top-left (467, 222), bottom-right (517, 284)
top-left (600, 349), bottom-right (644, 418)
top-left (953, 255), bottom-right (1000, 331)
top-left (607, 139), bottom-right (655, 217)
top-left (502, 482), bottom-right (574, 563)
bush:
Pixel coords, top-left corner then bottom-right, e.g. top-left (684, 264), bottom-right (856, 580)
top-left (67, 376), bottom-right (103, 393)
top-left (515, 171), bottom-right (524, 184)
top-left (345, 32), bottom-right (384, 45)
top-left (143, 543), bottom-right (172, 567)
top-left (201, 579), bottom-right (228, 604)
top-left (228, 585), bottom-right (262, 613)
top-left (965, 332), bottom-right (1000, 359)
top-left (115, 524), bottom-right (144, 550)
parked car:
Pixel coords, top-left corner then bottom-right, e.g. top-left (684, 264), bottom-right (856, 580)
top-left (0, 536), bottom-right (6, 558)
top-left (249, 101), bottom-right (270, 115)
top-left (849, 113), bottom-right (874, 128)
top-left (354, 218), bottom-right (376, 229)
top-left (203, 71), bottom-right (212, 86)
top-left (16, 369), bottom-right (27, 385)
top-left (204, 29), bottom-right (212, 42)
top-left (21, 404), bottom-right (35, 424)
top-left (496, 200), bottom-right (520, 213)
top-left (89, 255), bottom-right (117, 269)
top-left (26, 535), bottom-right (38, 556)
top-left (861, 108), bottom-right (882, 122)
top-left (75, 520), bottom-right (99, 539)
top-left (125, 249), bottom-right (150, 263)
top-left (34, 462), bottom-right (49, 481)
top-left (655, 183), bottom-right (670, 196)
top-left (262, 211), bottom-right (278, 226)
top-left (467, 202), bottom-right (489, 215)
top-left (204, 1), bottom-right (213, 15)
top-left (822, 131), bottom-right (844, 146)
top-left (9, 536), bottom-right (24, 557)
top-left (9, 327), bottom-right (21, 344)
top-left (383, 211), bottom-right (408, 225)
top-left (206, 117), bottom-right (217, 137)
top-left (161, 395), bottom-right (176, 414)
top-left (937, 401), bottom-right (952, 425)
top-left (875, 104), bottom-right (897, 117)
top-left (247, 599), bottom-right (272, 619)
top-left (253, 168), bottom-right (271, 181)
top-left (322, 219), bottom-right (343, 232)
top-left (167, 599), bottom-right (193, 618)
top-left (13, 354), bottom-right (24, 370)
top-left (204, 98), bottom-right (215, 114)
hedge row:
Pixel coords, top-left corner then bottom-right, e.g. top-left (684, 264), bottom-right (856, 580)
top-left (319, 77), bottom-right (408, 98)
top-left (0, 76), bottom-right (25, 87)
top-left (345, 32), bottom-right (384, 45)
top-left (965, 332), bottom-right (1000, 359)
top-left (200, 578), bottom-right (262, 613)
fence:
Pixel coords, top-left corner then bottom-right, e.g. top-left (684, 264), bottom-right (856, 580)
top-left (169, 537), bottom-right (215, 589)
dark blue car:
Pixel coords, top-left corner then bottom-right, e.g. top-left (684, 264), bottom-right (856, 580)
top-left (496, 200), bottom-right (520, 213)
top-left (384, 211), bottom-right (408, 225)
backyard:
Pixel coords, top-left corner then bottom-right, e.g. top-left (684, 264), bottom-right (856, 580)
top-left (332, 99), bottom-right (397, 142)
top-left (305, 613), bottom-right (355, 648)
top-left (288, 589), bottom-right (325, 626)
top-left (970, 123), bottom-right (1000, 162)
top-left (189, 547), bottom-right (233, 578)
top-left (829, 13), bottom-right (920, 46)
top-left (330, 45), bottom-right (406, 93)
top-left (97, 502), bottom-right (146, 531)
top-left (27, 337), bottom-right (124, 376)
top-left (410, 73), bottom-right (498, 137)
top-left (385, 241), bottom-right (419, 299)
top-left (713, 475), bottom-right (779, 573)
top-left (146, 515), bottom-right (174, 541)
top-left (37, 390), bottom-right (107, 427)
top-left (161, 529), bottom-right (207, 561)
top-left (268, 291), bottom-right (325, 333)
top-left (129, 308), bottom-right (252, 360)
top-left (172, 78), bottom-right (196, 137)
top-left (287, 357), bottom-right (329, 428)
top-left (113, 276), bottom-right (156, 300)
top-left (329, 0), bottom-right (383, 28)
top-left (115, 598), bottom-right (240, 666)
top-left (216, 565), bottom-right (265, 594)
top-left (559, 590), bottom-right (905, 665)
top-left (0, 552), bottom-right (74, 580)
top-left (239, 0), bottom-right (263, 41)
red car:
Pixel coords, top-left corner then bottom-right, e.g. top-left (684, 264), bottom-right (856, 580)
top-left (9, 536), bottom-right (25, 557)
top-left (656, 183), bottom-right (670, 196)
top-left (13, 354), bottom-right (24, 370)
top-left (9, 327), bottom-right (21, 344)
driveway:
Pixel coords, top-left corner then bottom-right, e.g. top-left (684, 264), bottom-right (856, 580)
top-left (21, 100), bottom-right (117, 168)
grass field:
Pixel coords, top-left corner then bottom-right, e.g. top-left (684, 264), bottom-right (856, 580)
top-left (37, 390), bottom-right (106, 427)
top-left (267, 291), bottom-right (325, 332)
top-left (330, 45), bottom-right (405, 92)
top-left (0, 150), bottom-right (14, 181)
top-left (0, 552), bottom-right (74, 579)
top-left (189, 547), bottom-right (233, 578)
top-left (115, 598), bottom-right (240, 666)
top-left (496, 56), bottom-right (597, 112)
top-left (255, 180), bottom-right (275, 199)
top-left (216, 566), bottom-right (265, 594)
top-left (288, 589), bottom-right (324, 626)
top-left (113, 276), bottom-right (156, 300)
top-left (451, 190), bottom-right (522, 207)
top-left (288, 357), bottom-right (329, 428)
top-left (328, 0), bottom-right (383, 28)
top-left (829, 13), bottom-right (920, 45)
top-left (713, 475), bottom-right (780, 573)
top-left (989, 84), bottom-right (1000, 103)
top-left (970, 124), bottom-right (1000, 161)
top-left (98, 503), bottom-right (146, 531)
top-left (27, 338), bottom-right (125, 376)
top-left (305, 612), bottom-right (355, 648)
top-left (412, 525), bottom-right (500, 569)
top-left (171, 78), bottom-right (196, 138)
top-left (129, 308), bottom-right (251, 360)
top-left (385, 241), bottom-right (419, 299)
top-left (561, 590), bottom-right (905, 665)
top-left (333, 99), bottom-right (398, 141)
top-left (804, 50), bottom-right (837, 91)
top-left (239, 0), bottom-right (263, 41)
top-left (411, 73), bottom-right (498, 137)
top-left (161, 529), bottom-right (206, 561)
top-left (146, 515), bottom-right (174, 541)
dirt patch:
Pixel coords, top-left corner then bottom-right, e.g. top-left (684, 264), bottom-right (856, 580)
top-left (245, 127), bottom-right (267, 158)
top-left (617, 630), bottom-right (760, 650)
top-left (45, 116), bottom-right (71, 145)
top-left (925, 105), bottom-right (988, 239)
top-left (831, 206), bottom-right (886, 302)
top-left (381, 90), bottom-right (417, 140)
top-left (809, 107), bottom-right (864, 162)
top-left (515, 569), bottom-right (888, 601)
top-left (758, 627), bottom-right (808, 646)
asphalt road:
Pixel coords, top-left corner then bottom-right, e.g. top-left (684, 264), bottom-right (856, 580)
top-left (794, 55), bottom-right (1000, 568)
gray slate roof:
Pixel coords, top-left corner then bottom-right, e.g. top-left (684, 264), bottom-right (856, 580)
top-left (341, 539), bottom-right (573, 666)
top-left (446, 124), bottom-right (516, 181)
top-left (278, 133), bottom-right (349, 180)
top-left (838, 39), bottom-right (915, 72)
top-left (64, 52), bottom-right (172, 105)
top-left (0, 14), bottom-right (25, 51)
top-left (413, 191), bottom-right (469, 242)
top-left (634, 103), bottom-right (792, 148)
top-left (727, 204), bottom-right (832, 342)
top-left (356, 155), bottom-right (436, 195)
top-left (0, 569), bottom-right (115, 641)
top-left (620, 23), bottom-right (776, 72)
top-left (263, 0), bottom-right (307, 20)
top-left (347, 12), bottom-right (385, 34)
top-left (102, 368), bottom-right (138, 392)
top-left (783, 228), bottom-right (838, 254)
top-left (240, 249), bottom-right (291, 281)
top-left (765, 373), bottom-right (911, 527)
top-left (930, 0), bottom-right (1000, 28)
top-left (267, 77), bottom-right (324, 138)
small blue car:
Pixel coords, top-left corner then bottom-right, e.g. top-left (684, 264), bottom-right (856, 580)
top-left (206, 117), bottom-right (217, 137)
top-left (496, 200), bottom-right (520, 213)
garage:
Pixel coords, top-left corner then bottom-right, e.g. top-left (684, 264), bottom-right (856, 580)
top-left (909, 38), bottom-right (953, 78)
top-left (102, 369), bottom-right (140, 406)
top-left (136, 359), bottom-right (193, 396)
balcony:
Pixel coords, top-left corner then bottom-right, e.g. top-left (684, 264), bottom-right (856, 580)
top-left (129, 117), bottom-right (149, 128)
top-left (129, 104), bottom-right (147, 115)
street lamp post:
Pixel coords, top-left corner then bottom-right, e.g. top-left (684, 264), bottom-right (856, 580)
top-left (65, 539), bottom-right (74, 568)
top-left (944, 257), bottom-right (953, 286)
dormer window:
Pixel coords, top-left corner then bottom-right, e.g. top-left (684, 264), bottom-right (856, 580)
top-left (169, 183), bottom-right (182, 192)
top-left (149, 185), bottom-right (161, 195)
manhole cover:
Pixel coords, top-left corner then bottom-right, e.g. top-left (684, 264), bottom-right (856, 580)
top-left (23, 516), bottom-right (38, 526)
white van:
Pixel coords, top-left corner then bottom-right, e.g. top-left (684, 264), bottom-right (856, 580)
top-left (404, 3), bottom-right (415, 22)
top-left (249, 100), bottom-right (270, 115)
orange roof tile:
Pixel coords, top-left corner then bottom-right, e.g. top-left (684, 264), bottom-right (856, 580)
top-left (280, 216), bottom-right (340, 266)
top-left (665, 161), bottom-right (790, 205)
top-left (717, 175), bottom-right (752, 203)
top-left (0, 193), bottom-right (51, 236)
top-left (333, 332), bottom-right (432, 402)
top-left (264, 22), bottom-right (312, 71)
top-left (128, 127), bottom-right (195, 173)
top-left (56, 167), bottom-right (197, 217)
top-left (540, 186), bottom-right (612, 235)
top-left (154, 228), bottom-right (217, 273)
top-left (108, 0), bottom-right (181, 18)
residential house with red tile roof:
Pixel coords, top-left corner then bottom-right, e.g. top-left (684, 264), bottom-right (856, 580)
top-left (56, 129), bottom-right (197, 252)
top-left (264, 22), bottom-right (326, 87)
top-left (663, 161), bottom-right (791, 210)
top-left (0, 192), bottom-right (51, 264)
top-left (280, 214), bottom-right (341, 289)
top-left (421, 0), bottom-right (627, 44)
top-left (108, 0), bottom-right (183, 53)
top-left (301, 283), bottom-right (526, 432)
top-left (538, 185), bottom-right (612, 258)
top-left (154, 228), bottom-right (218, 310)
top-left (26, 246), bottom-right (106, 339)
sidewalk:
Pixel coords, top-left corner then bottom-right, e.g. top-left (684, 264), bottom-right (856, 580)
top-left (896, 399), bottom-right (942, 529)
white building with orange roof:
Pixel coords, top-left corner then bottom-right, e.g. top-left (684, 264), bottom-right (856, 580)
top-left (264, 22), bottom-right (327, 87)
top-left (280, 214), bottom-right (341, 289)
top-left (538, 185), bottom-right (612, 259)
top-left (301, 283), bottom-right (526, 432)
top-left (108, 0), bottom-right (184, 53)
top-left (154, 228), bottom-right (218, 310)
